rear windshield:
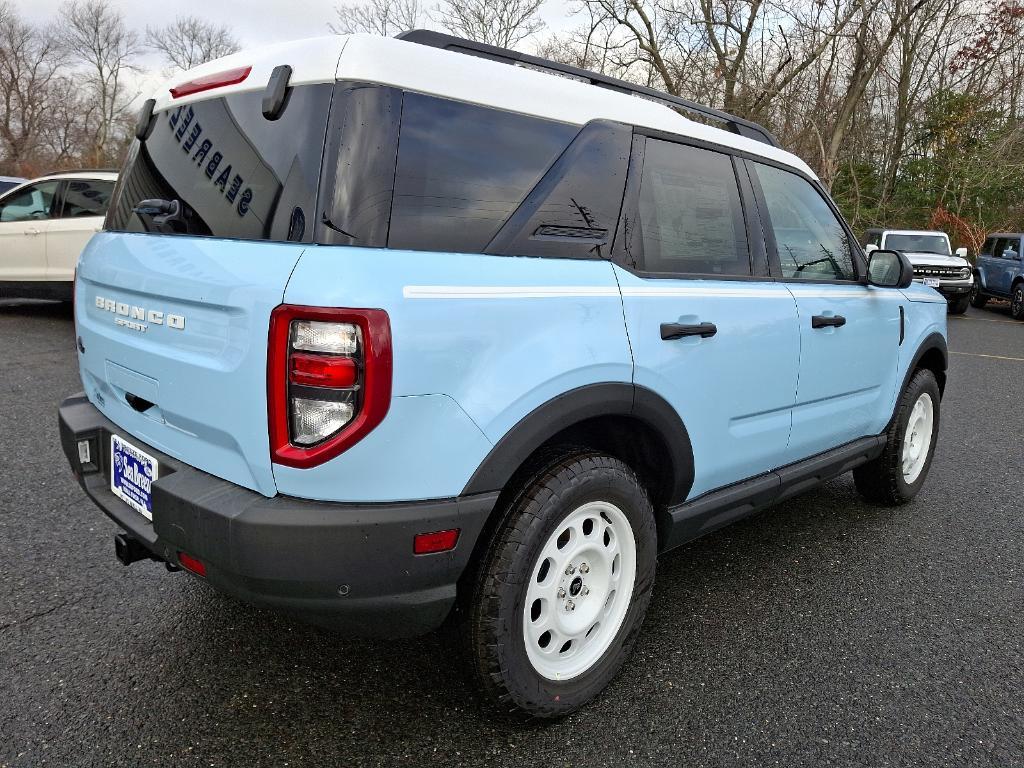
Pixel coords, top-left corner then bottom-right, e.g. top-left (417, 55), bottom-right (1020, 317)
top-left (106, 84), bottom-right (333, 243)
top-left (884, 233), bottom-right (951, 256)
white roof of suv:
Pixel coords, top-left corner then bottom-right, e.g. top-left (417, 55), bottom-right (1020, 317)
top-left (881, 229), bottom-right (949, 238)
top-left (153, 33), bottom-right (816, 179)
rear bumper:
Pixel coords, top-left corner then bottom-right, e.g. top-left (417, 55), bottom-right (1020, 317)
top-left (58, 393), bottom-right (497, 636)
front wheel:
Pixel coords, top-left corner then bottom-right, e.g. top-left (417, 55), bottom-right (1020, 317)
top-left (948, 293), bottom-right (971, 315)
top-left (1012, 283), bottom-right (1024, 321)
top-left (854, 368), bottom-right (940, 505)
top-left (466, 450), bottom-right (656, 718)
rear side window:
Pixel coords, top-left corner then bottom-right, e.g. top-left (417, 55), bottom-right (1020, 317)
top-left (61, 179), bottom-right (115, 218)
top-left (633, 138), bottom-right (750, 276)
top-left (754, 163), bottom-right (856, 281)
top-left (106, 84), bottom-right (333, 242)
top-left (388, 93), bottom-right (577, 254)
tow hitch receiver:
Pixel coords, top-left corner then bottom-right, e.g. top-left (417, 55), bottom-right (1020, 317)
top-left (114, 533), bottom-right (157, 567)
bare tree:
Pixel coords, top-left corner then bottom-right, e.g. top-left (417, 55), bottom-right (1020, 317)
top-left (146, 16), bottom-right (240, 72)
top-left (0, 3), bottom-right (66, 175)
top-left (330, 0), bottom-right (425, 36)
top-left (59, 0), bottom-right (139, 166)
top-left (818, 0), bottom-right (927, 186)
top-left (434, 0), bottom-right (545, 48)
top-left (38, 74), bottom-right (99, 168)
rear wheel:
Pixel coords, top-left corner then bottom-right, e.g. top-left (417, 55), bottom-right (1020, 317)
top-left (970, 280), bottom-right (988, 309)
top-left (466, 450), bottom-right (656, 718)
top-left (1011, 282), bottom-right (1024, 321)
top-left (948, 294), bottom-right (971, 315)
top-left (854, 368), bottom-right (940, 506)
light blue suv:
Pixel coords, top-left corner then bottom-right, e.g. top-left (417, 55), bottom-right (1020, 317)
top-left (58, 31), bottom-right (949, 717)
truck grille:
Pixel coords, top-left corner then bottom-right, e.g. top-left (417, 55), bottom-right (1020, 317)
top-left (914, 266), bottom-right (967, 279)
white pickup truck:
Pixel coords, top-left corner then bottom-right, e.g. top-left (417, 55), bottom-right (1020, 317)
top-left (863, 228), bottom-right (973, 314)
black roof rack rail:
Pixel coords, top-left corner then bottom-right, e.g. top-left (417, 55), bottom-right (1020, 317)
top-left (395, 29), bottom-right (779, 148)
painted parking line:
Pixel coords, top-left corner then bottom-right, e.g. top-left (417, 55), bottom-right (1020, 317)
top-left (949, 315), bottom-right (1020, 325)
top-left (949, 350), bottom-right (1024, 363)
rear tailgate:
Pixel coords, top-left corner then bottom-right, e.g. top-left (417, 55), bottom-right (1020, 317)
top-left (76, 232), bottom-right (304, 496)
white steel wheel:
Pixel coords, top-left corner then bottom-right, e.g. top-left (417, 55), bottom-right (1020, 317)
top-left (901, 392), bottom-right (934, 484)
top-left (522, 500), bottom-right (637, 681)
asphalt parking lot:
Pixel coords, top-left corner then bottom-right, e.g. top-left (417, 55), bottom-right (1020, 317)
top-left (0, 299), bottom-right (1021, 767)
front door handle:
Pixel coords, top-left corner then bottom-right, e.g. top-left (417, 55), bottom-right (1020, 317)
top-left (661, 321), bottom-right (718, 340)
top-left (24, 227), bottom-right (41, 236)
top-left (811, 314), bottom-right (846, 329)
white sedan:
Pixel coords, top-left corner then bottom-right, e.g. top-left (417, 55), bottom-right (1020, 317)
top-left (0, 170), bottom-right (117, 300)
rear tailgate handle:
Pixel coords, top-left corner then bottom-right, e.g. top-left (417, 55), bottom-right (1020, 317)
top-left (125, 392), bottom-right (156, 413)
top-left (661, 322), bottom-right (718, 340)
top-left (811, 314), bottom-right (846, 329)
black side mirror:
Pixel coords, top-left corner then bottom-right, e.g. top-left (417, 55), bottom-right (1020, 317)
top-left (867, 249), bottom-right (914, 289)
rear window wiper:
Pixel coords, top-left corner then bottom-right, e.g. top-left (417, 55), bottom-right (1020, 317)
top-left (133, 198), bottom-right (185, 232)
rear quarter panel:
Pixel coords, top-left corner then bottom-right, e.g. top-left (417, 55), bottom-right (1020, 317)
top-left (277, 246), bottom-right (633, 502)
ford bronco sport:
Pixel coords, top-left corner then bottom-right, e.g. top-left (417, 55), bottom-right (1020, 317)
top-left (59, 31), bottom-right (949, 717)
top-left (863, 229), bottom-right (972, 314)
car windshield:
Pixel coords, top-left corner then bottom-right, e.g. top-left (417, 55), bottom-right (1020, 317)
top-left (884, 234), bottom-right (951, 256)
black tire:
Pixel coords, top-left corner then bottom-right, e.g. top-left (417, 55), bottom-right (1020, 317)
top-left (948, 293), bottom-right (971, 315)
top-left (1011, 282), bottom-right (1024, 321)
top-left (970, 280), bottom-right (988, 309)
top-left (466, 449), bottom-right (657, 718)
top-left (854, 368), bottom-right (940, 506)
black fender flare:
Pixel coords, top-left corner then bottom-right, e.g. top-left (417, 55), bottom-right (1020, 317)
top-left (903, 331), bottom-right (948, 391)
top-left (461, 383), bottom-right (695, 504)
top-left (889, 332), bottom-right (948, 433)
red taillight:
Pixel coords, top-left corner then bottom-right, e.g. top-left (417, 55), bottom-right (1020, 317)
top-left (268, 305), bottom-right (392, 469)
top-left (170, 66), bottom-right (252, 98)
top-left (289, 353), bottom-right (358, 388)
top-left (178, 552), bottom-right (206, 577)
top-left (414, 529), bottom-right (460, 555)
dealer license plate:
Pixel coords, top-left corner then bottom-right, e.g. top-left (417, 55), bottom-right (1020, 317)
top-left (110, 434), bottom-right (158, 520)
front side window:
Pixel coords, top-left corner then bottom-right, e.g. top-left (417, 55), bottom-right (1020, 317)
top-left (980, 237), bottom-right (995, 256)
top-left (755, 163), bottom-right (856, 281)
top-left (0, 181), bottom-right (60, 223)
top-left (61, 179), bottom-right (115, 218)
top-left (389, 93), bottom-right (577, 254)
top-left (634, 139), bottom-right (750, 276)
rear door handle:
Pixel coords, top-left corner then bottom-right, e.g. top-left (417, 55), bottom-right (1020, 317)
top-left (811, 314), bottom-right (846, 329)
top-left (24, 227), bottom-right (41, 236)
top-left (661, 321), bottom-right (718, 340)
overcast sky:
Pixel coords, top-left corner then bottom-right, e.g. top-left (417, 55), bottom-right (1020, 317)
top-left (20, 0), bottom-right (577, 63)
top-left (19, 0), bottom-right (577, 102)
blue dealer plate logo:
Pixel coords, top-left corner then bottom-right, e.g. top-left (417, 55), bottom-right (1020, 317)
top-left (111, 435), bottom-right (159, 520)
